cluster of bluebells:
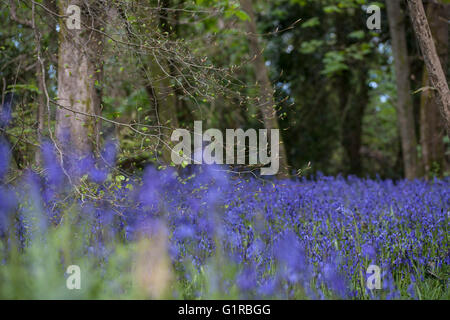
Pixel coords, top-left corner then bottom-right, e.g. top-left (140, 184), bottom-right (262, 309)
top-left (0, 139), bottom-right (448, 299)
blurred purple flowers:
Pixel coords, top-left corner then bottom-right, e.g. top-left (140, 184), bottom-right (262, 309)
top-left (0, 137), bottom-right (448, 299)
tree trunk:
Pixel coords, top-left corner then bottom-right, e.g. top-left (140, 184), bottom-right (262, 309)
top-left (55, 0), bottom-right (104, 156)
top-left (420, 1), bottom-right (448, 177)
top-left (407, 0), bottom-right (450, 133)
top-left (9, 0), bottom-right (47, 164)
top-left (35, 53), bottom-right (46, 165)
top-left (341, 70), bottom-right (368, 176)
top-left (32, 1), bottom-right (47, 166)
top-left (142, 1), bottom-right (179, 164)
top-left (240, 0), bottom-right (290, 178)
top-left (143, 59), bottom-right (179, 164)
top-left (386, 0), bottom-right (419, 179)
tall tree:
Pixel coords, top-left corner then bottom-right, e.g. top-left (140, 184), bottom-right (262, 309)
top-left (9, 0), bottom-right (46, 164)
top-left (334, 14), bottom-right (370, 177)
top-left (142, 56), bottom-right (179, 164)
top-left (420, 0), bottom-right (448, 177)
top-left (340, 69), bottom-right (369, 176)
top-left (240, 0), bottom-right (290, 178)
top-left (119, 0), bottom-right (180, 164)
top-left (150, 1), bottom-right (180, 164)
top-left (386, 0), bottom-right (419, 179)
top-left (407, 0), bottom-right (450, 133)
top-left (55, 0), bottom-right (104, 155)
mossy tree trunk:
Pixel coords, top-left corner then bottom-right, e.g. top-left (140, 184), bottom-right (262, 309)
top-left (240, 0), bottom-right (290, 178)
top-left (407, 0), bottom-right (450, 133)
top-left (140, 0), bottom-right (179, 164)
top-left (419, 0), bottom-right (449, 177)
top-left (386, 0), bottom-right (419, 179)
top-left (55, 0), bottom-right (104, 156)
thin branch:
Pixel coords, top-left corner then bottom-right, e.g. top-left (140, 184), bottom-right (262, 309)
top-left (9, 0), bottom-right (33, 28)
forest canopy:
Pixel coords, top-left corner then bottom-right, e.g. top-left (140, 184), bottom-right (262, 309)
top-left (1, 0), bottom-right (448, 180)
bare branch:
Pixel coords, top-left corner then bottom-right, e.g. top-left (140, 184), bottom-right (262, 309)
top-left (9, 0), bottom-right (33, 28)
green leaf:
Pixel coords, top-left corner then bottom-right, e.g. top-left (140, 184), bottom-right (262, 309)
top-left (301, 17), bottom-right (320, 28)
top-left (348, 30), bottom-right (365, 40)
top-left (323, 5), bottom-right (341, 13)
top-left (7, 83), bottom-right (39, 94)
top-left (234, 10), bottom-right (250, 21)
top-left (299, 40), bottom-right (324, 54)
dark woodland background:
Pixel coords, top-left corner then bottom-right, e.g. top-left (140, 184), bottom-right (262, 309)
top-left (0, 0), bottom-right (449, 180)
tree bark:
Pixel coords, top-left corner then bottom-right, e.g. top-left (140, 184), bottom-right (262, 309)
top-left (386, 0), bottom-right (419, 179)
top-left (32, 2), bottom-right (46, 166)
top-left (143, 59), bottom-right (179, 164)
top-left (420, 0), bottom-right (448, 177)
top-left (9, 0), bottom-right (46, 164)
top-left (240, 0), bottom-right (290, 178)
top-left (35, 45), bottom-right (46, 165)
top-left (407, 0), bottom-right (450, 133)
top-left (55, 0), bottom-right (104, 156)
top-left (341, 70), bottom-right (368, 176)
top-left (142, 1), bottom-right (179, 164)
